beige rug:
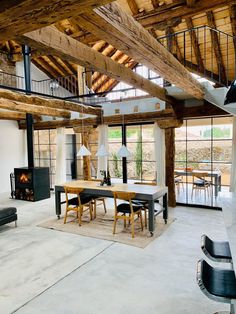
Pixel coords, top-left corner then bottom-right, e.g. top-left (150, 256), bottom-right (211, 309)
top-left (38, 208), bottom-right (175, 248)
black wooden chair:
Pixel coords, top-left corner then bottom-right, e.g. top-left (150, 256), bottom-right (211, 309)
top-left (201, 234), bottom-right (232, 264)
top-left (197, 259), bottom-right (236, 313)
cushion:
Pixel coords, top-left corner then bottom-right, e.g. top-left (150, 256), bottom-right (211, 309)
top-left (117, 203), bottom-right (142, 214)
top-left (0, 207), bottom-right (17, 219)
top-left (68, 195), bottom-right (93, 206)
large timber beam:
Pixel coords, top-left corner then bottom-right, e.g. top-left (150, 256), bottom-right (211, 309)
top-left (206, 11), bottom-right (227, 85)
top-left (0, 0), bottom-right (112, 41)
top-left (136, 0), bottom-right (236, 29)
top-left (19, 109), bottom-right (175, 130)
top-left (19, 26), bottom-right (172, 103)
top-left (76, 3), bottom-right (204, 99)
top-left (0, 88), bottom-right (101, 116)
top-left (0, 98), bottom-right (71, 118)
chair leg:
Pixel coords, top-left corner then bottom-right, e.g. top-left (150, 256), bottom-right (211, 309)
top-left (64, 209), bottom-right (68, 224)
top-left (78, 207), bottom-right (82, 226)
top-left (139, 211), bottom-right (143, 231)
top-left (103, 199), bottom-right (107, 213)
top-left (113, 216), bottom-right (117, 234)
top-left (144, 209), bottom-right (147, 228)
top-left (93, 200), bottom-right (97, 219)
top-left (131, 214), bottom-right (135, 238)
top-left (89, 203), bottom-right (93, 221)
top-left (124, 215), bottom-right (127, 228)
top-left (15, 220), bottom-right (17, 227)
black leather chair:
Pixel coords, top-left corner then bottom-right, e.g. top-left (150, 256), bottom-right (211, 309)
top-left (0, 206), bottom-right (17, 227)
top-left (201, 234), bottom-right (232, 264)
top-left (197, 259), bottom-right (236, 313)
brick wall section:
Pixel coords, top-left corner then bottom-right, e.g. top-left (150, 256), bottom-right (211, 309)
top-left (0, 53), bottom-right (16, 87)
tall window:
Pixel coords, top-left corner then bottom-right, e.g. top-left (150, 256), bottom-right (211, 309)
top-left (107, 124), bottom-right (156, 182)
top-left (175, 117), bottom-right (233, 206)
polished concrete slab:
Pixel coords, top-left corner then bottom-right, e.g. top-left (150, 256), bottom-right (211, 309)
top-left (0, 193), bottom-right (229, 314)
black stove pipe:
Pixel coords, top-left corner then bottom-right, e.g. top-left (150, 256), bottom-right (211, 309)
top-left (22, 45), bottom-right (34, 168)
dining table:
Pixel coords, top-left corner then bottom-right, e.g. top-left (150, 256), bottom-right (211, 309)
top-left (54, 180), bottom-right (168, 236)
top-left (174, 169), bottom-right (222, 197)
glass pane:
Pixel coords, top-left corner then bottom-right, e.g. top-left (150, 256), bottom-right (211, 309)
top-left (187, 141), bottom-right (211, 163)
top-left (108, 127), bottom-right (122, 142)
top-left (187, 119), bottom-right (211, 140)
top-left (108, 144), bottom-right (122, 158)
top-left (175, 121), bottom-right (186, 140)
top-left (49, 130), bottom-right (57, 144)
top-left (212, 117), bottom-right (233, 139)
top-left (127, 161), bottom-right (141, 180)
top-left (126, 126), bottom-right (140, 142)
top-left (142, 125), bottom-right (154, 141)
top-left (126, 143), bottom-right (140, 161)
top-left (38, 130), bottom-right (50, 144)
top-left (176, 142), bottom-right (186, 162)
top-left (213, 140), bottom-right (232, 162)
top-left (213, 163), bottom-right (231, 186)
top-left (142, 143), bottom-right (155, 161)
top-left (142, 162), bottom-right (156, 181)
top-left (109, 159), bottom-right (122, 178)
top-left (38, 145), bottom-right (50, 159)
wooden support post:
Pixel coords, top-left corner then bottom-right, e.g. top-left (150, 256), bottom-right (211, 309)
top-left (165, 128), bottom-right (176, 207)
top-left (82, 132), bottom-right (91, 180)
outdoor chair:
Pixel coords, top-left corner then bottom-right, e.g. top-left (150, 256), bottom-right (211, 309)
top-left (64, 186), bottom-right (93, 226)
top-left (197, 259), bottom-right (236, 314)
top-left (174, 173), bottom-right (184, 194)
top-left (112, 191), bottom-right (144, 238)
top-left (201, 234), bottom-right (232, 264)
top-left (191, 172), bottom-right (211, 198)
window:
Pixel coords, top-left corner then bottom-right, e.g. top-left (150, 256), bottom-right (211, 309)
top-left (175, 117), bottom-right (233, 206)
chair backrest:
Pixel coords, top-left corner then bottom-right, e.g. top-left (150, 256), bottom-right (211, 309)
top-left (64, 186), bottom-right (84, 207)
top-left (113, 191), bottom-right (136, 201)
top-left (192, 172), bottom-right (208, 181)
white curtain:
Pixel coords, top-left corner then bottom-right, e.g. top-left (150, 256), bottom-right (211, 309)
top-left (154, 122), bottom-right (165, 186)
top-left (230, 117), bottom-right (236, 192)
top-left (97, 125), bottom-right (109, 179)
top-left (55, 127), bottom-right (66, 185)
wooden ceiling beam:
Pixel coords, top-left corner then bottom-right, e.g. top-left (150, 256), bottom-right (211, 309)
top-left (151, 0), bottom-right (160, 9)
top-left (229, 4), bottom-right (236, 51)
top-left (0, 88), bottom-right (102, 116)
top-left (77, 3), bottom-right (204, 99)
top-left (0, 98), bottom-right (71, 118)
top-left (136, 0), bottom-right (236, 29)
top-left (185, 17), bottom-right (205, 72)
top-left (0, 0), bottom-right (112, 41)
top-left (0, 111), bottom-right (42, 121)
top-left (126, 0), bottom-right (139, 15)
top-left (186, 0), bottom-right (197, 7)
top-left (19, 109), bottom-right (175, 130)
top-left (206, 11), bottom-right (227, 85)
top-left (19, 26), bottom-right (172, 103)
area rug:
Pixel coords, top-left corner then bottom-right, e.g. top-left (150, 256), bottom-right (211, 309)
top-left (38, 208), bottom-right (175, 248)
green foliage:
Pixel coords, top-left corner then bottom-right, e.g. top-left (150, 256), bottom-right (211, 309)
top-left (111, 153), bottom-right (122, 178)
top-left (135, 130), bottom-right (142, 177)
top-left (108, 129), bottom-right (137, 139)
top-left (203, 127), bottom-right (231, 139)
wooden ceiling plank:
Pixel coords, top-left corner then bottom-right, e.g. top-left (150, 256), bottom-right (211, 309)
top-left (186, 0), bottom-right (197, 8)
top-left (206, 11), bottom-right (227, 85)
top-left (18, 26), bottom-right (172, 103)
top-left (136, 0), bottom-right (236, 29)
top-left (185, 17), bottom-right (205, 72)
top-left (0, 0), bottom-right (112, 41)
top-left (0, 88), bottom-right (102, 116)
top-left (0, 98), bottom-right (71, 118)
top-left (151, 0), bottom-right (160, 9)
top-left (77, 3), bottom-right (204, 99)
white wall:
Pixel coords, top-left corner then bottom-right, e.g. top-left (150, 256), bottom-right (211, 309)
top-left (0, 121), bottom-right (27, 193)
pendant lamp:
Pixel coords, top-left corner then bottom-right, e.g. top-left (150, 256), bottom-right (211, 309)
top-left (224, 80), bottom-right (236, 108)
top-left (77, 108), bottom-right (91, 157)
top-left (117, 114), bottom-right (131, 158)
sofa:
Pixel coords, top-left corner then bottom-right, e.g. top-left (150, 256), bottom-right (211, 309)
top-left (0, 206), bottom-right (17, 227)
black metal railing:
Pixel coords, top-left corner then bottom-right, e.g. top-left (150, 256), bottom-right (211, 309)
top-left (157, 25), bottom-right (235, 87)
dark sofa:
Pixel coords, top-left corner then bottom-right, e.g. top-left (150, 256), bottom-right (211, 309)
top-left (0, 206), bottom-right (17, 227)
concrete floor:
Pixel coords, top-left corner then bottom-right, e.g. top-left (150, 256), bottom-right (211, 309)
top-left (0, 193), bottom-right (229, 314)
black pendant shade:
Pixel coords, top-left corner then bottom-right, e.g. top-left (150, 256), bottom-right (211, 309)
top-left (224, 80), bottom-right (236, 107)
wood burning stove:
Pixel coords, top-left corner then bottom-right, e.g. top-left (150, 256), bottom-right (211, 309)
top-left (14, 167), bottom-right (50, 201)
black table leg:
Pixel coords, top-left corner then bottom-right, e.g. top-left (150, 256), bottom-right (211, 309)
top-left (55, 188), bottom-right (62, 219)
top-left (163, 193), bottom-right (168, 224)
top-left (148, 200), bottom-right (155, 236)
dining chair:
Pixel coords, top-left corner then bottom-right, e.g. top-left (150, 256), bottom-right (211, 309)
top-left (191, 172), bottom-right (211, 198)
top-left (90, 179), bottom-right (107, 218)
top-left (112, 191), bottom-right (144, 238)
top-left (133, 181), bottom-right (157, 228)
top-left (64, 186), bottom-right (93, 226)
top-left (174, 172), bottom-right (184, 194)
